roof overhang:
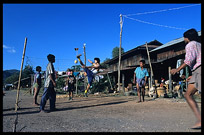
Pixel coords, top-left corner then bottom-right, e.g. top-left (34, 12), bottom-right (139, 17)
top-left (150, 31), bottom-right (201, 53)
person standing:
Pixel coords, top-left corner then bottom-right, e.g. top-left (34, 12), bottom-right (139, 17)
top-left (170, 28), bottom-right (201, 129)
top-left (33, 66), bottom-right (42, 106)
top-left (133, 60), bottom-right (149, 103)
top-left (67, 70), bottom-right (75, 100)
top-left (40, 54), bottom-right (57, 113)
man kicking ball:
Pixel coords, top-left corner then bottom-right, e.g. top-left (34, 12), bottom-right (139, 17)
top-left (77, 54), bottom-right (100, 97)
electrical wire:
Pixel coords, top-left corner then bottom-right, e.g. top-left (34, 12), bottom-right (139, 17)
top-left (123, 4), bottom-right (200, 16)
top-left (122, 4), bottom-right (200, 30)
top-left (123, 15), bottom-right (188, 30)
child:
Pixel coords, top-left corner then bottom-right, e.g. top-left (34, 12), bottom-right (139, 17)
top-left (33, 66), bottom-right (42, 106)
top-left (77, 54), bottom-right (100, 97)
top-left (67, 70), bottom-right (75, 100)
top-left (133, 60), bottom-right (149, 103)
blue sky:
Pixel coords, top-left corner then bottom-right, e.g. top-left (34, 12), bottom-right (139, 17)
top-left (3, 3), bottom-right (201, 71)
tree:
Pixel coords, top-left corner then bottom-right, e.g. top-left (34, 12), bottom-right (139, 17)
top-left (71, 65), bottom-right (82, 72)
top-left (4, 73), bottom-right (19, 84)
top-left (22, 65), bottom-right (34, 78)
top-left (100, 58), bottom-right (111, 69)
top-left (56, 77), bottom-right (65, 90)
top-left (4, 65), bottom-right (34, 85)
top-left (112, 46), bottom-right (124, 58)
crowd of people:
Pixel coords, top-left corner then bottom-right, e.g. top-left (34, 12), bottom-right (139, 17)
top-left (32, 28), bottom-right (201, 129)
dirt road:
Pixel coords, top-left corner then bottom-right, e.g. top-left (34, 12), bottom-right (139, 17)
top-left (3, 90), bottom-right (201, 132)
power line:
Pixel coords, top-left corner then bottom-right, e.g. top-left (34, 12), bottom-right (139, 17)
top-left (122, 4), bottom-right (200, 30)
top-left (26, 56), bottom-right (75, 61)
top-left (123, 15), bottom-right (188, 30)
top-left (26, 56), bottom-right (77, 71)
top-left (123, 4), bottom-right (200, 16)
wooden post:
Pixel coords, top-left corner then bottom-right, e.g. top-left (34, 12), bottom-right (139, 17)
top-left (145, 42), bottom-right (154, 88)
top-left (148, 77), bottom-right (151, 92)
top-left (13, 37), bottom-right (27, 132)
top-left (31, 74), bottom-right (34, 95)
top-left (83, 43), bottom-right (87, 91)
top-left (168, 66), bottom-right (172, 94)
top-left (75, 77), bottom-right (78, 95)
top-left (122, 73), bottom-right (125, 93)
top-left (118, 14), bottom-right (123, 92)
top-left (83, 43), bottom-right (86, 66)
top-left (74, 48), bottom-right (79, 95)
top-left (15, 37), bottom-right (27, 112)
top-left (107, 73), bottom-right (113, 90)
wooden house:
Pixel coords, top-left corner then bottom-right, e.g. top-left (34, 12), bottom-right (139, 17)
top-left (150, 31), bottom-right (201, 82)
top-left (104, 40), bottom-right (163, 89)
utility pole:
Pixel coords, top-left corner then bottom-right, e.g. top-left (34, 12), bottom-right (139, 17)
top-left (74, 48), bottom-right (79, 95)
top-left (13, 37), bottom-right (27, 132)
top-left (83, 43), bottom-right (86, 66)
top-left (118, 14), bottom-right (123, 93)
top-left (83, 43), bottom-right (87, 92)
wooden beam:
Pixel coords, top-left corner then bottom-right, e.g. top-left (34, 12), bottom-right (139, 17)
top-left (168, 66), bottom-right (172, 94)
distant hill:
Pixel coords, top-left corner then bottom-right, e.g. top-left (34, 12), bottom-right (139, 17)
top-left (3, 69), bottom-right (20, 82)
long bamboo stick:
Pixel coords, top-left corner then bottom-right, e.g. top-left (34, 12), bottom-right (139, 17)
top-left (118, 14), bottom-right (123, 93)
top-left (145, 42), bottom-right (154, 87)
top-left (13, 37), bottom-right (27, 132)
top-left (15, 37), bottom-right (27, 112)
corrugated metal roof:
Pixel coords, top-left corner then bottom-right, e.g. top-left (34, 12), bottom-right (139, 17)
top-left (150, 31), bottom-right (201, 52)
top-left (105, 40), bottom-right (163, 64)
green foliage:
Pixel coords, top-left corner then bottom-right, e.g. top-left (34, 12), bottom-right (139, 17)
top-left (22, 65), bottom-right (35, 78)
top-left (90, 75), bottom-right (111, 94)
top-left (100, 58), bottom-right (110, 69)
top-left (71, 65), bottom-right (82, 72)
top-left (4, 72), bottom-right (19, 84)
top-left (3, 69), bottom-right (19, 81)
top-left (56, 77), bottom-right (66, 89)
top-left (112, 46), bottom-right (124, 58)
top-left (4, 65), bottom-right (34, 85)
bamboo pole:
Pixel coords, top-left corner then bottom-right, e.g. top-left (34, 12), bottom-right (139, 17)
top-left (122, 73), bottom-right (125, 93)
top-left (118, 14), bottom-right (123, 93)
top-left (168, 66), bottom-right (172, 94)
top-left (74, 48), bottom-right (79, 95)
top-left (15, 37), bottom-right (27, 112)
top-left (107, 73), bottom-right (113, 90)
top-left (145, 42), bottom-right (154, 87)
top-left (13, 37), bottom-right (27, 132)
top-left (83, 43), bottom-right (87, 92)
top-left (83, 43), bottom-right (86, 66)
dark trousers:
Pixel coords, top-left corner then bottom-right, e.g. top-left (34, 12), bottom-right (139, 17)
top-left (68, 84), bottom-right (74, 93)
top-left (40, 87), bottom-right (56, 110)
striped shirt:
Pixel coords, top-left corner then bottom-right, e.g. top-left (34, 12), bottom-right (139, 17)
top-left (44, 62), bottom-right (55, 88)
top-left (184, 41), bottom-right (201, 71)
